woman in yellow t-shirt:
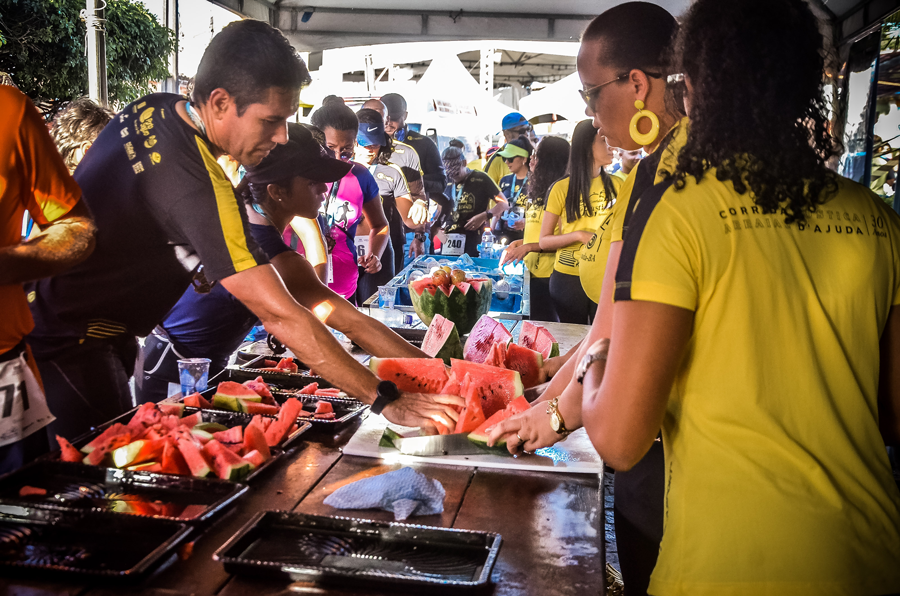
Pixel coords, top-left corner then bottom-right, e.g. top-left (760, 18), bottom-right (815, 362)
top-left (539, 119), bottom-right (619, 324)
top-left (500, 135), bottom-right (570, 322)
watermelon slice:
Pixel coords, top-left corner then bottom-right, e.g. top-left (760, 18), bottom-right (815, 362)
top-left (243, 378), bottom-right (273, 399)
top-left (112, 438), bottom-right (167, 468)
top-left (265, 398), bottom-right (302, 446)
top-left (298, 382), bottom-right (318, 394)
top-left (191, 429), bottom-right (214, 443)
top-left (176, 439), bottom-right (211, 477)
top-left (519, 321), bottom-right (560, 359)
top-left (214, 381), bottom-right (262, 401)
top-left (56, 436), bottom-right (83, 463)
top-left (179, 412), bottom-right (202, 428)
top-left (129, 402), bottom-right (163, 428)
top-left (161, 440), bottom-right (191, 475)
top-left (313, 412), bottom-right (335, 420)
top-left (184, 392), bottom-right (212, 409)
top-left (314, 401), bottom-right (333, 415)
top-left (421, 314), bottom-right (464, 364)
top-left (484, 340), bottom-right (508, 368)
top-left (467, 395), bottom-right (531, 449)
top-left (242, 450), bottom-right (266, 469)
top-left (158, 403), bottom-right (184, 417)
top-left (454, 374), bottom-right (486, 434)
top-left (504, 343), bottom-right (544, 388)
top-left (275, 358), bottom-right (299, 373)
top-left (213, 426), bottom-right (243, 444)
top-left (368, 358), bottom-right (449, 394)
top-left (450, 359), bottom-right (523, 418)
top-left (211, 395), bottom-right (247, 413)
top-left (439, 371), bottom-right (461, 396)
top-left (464, 316), bottom-right (513, 364)
top-left (243, 423), bottom-right (271, 461)
top-left (85, 431), bottom-right (134, 466)
top-left (243, 402), bottom-right (280, 416)
top-left (203, 440), bottom-right (251, 480)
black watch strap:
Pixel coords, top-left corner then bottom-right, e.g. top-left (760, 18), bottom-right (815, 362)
top-left (371, 380), bottom-right (401, 415)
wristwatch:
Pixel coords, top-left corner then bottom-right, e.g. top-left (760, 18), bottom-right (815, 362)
top-left (414, 232), bottom-right (426, 242)
top-left (370, 380), bottom-right (401, 415)
top-left (546, 397), bottom-right (570, 436)
top-left (576, 340), bottom-right (609, 384)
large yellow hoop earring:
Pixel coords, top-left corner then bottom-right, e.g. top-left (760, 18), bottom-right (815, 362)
top-left (629, 100), bottom-right (659, 147)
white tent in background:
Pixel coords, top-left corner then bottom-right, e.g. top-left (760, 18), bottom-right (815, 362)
top-left (518, 72), bottom-right (586, 123)
top-left (408, 54), bottom-right (513, 141)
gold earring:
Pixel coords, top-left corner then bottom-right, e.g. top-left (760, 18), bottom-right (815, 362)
top-left (629, 100), bottom-right (659, 146)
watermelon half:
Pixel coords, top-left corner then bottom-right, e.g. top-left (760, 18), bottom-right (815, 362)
top-left (368, 357), bottom-right (449, 394)
top-left (409, 276), bottom-right (492, 334)
top-left (450, 359), bottom-right (523, 418)
top-left (421, 314), bottom-right (463, 364)
top-left (464, 315), bottom-right (513, 364)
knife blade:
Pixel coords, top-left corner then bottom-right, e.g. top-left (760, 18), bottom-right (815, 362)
top-left (392, 433), bottom-right (485, 456)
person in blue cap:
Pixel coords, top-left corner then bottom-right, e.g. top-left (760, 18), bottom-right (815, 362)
top-left (484, 111), bottom-right (537, 186)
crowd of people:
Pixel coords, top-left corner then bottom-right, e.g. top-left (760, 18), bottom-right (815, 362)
top-left (1, 0), bottom-right (899, 595)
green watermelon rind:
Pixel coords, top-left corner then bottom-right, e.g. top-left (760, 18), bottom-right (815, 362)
top-left (409, 278), bottom-right (492, 335)
top-left (549, 342), bottom-right (560, 358)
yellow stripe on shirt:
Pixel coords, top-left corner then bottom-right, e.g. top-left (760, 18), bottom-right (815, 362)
top-left (195, 137), bottom-right (258, 274)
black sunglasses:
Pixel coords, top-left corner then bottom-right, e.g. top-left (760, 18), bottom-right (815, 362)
top-left (578, 71), bottom-right (663, 108)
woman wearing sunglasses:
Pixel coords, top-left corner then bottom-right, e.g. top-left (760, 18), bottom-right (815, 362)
top-left (490, 3), bottom-right (684, 595)
top-left (495, 137), bottom-right (533, 245)
top-left (538, 120), bottom-right (619, 325)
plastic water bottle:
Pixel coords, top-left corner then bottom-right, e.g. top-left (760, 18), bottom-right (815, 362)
top-left (479, 227), bottom-right (495, 259)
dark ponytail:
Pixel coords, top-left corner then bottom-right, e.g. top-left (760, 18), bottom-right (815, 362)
top-left (565, 120), bottom-right (616, 222)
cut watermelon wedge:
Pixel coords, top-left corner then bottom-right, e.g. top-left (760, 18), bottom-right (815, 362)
top-left (184, 392), bottom-right (212, 409)
top-left (450, 359), bottom-right (523, 418)
top-left (454, 374), bottom-right (486, 434)
top-left (468, 395), bottom-right (531, 449)
top-left (203, 440), bottom-right (251, 480)
top-left (243, 423), bottom-right (271, 461)
top-left (464, 316), bottom-right (513, 364)
top-left (112, 438), bottom-right (167, 468)
top-left (56, 435), bottom-right (83, 463)
top-left (176, 439), bottom-right (211, 478)
top-left (368, 357), bottom-right (449, 394)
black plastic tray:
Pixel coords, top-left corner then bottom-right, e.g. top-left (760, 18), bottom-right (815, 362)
top-left (214, 511), bottom-right (501, 592)
top-left (69, 407), bottom-right (312, 483)
top-left (200, 369), bottom-right (369, 430)
top-left (0, 460), bottom-right (248, 523)
top-left (0, 505), bottom-right (191, 579)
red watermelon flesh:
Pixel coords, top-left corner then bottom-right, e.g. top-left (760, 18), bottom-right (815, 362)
top-left (213, 426), bottom-right (242, 444)
top-left (242, 450), bottom-right (266, 469)
top-left (464, 316), bottom-right (512, 364)
top-left (518, 320), bottom-right (541, 351)
top-left (179, 412), bottom-right (202, 428)
top-left (454, 374), bottom-right (486, 434)
top-left (315, 401), bottom-right (333, 415)
top-left (203, 440), bottom-right (251, 480)
top-left (265, 397), bottom-right (302, 446)
top-left (177, 439), bottom-right (211, 477)
top-left (275, 358), bottom-right (299, 373)
top-left (161, 441), bottom-right (191, 475)
top-left (86, 432), bottom-right (133, 466)
top-left (410, 278), bottom-right (439, 296)
top-left (520, 323), bottom-right (560, 359)
top-left (439, 371), bottom-right (461, 396)
top-left (243, 377), bottom-right (273, 399)
top-left (158, 403), bottom-right (184, 417)
top-left (368, 358), bottom-right (449, 394)
top-left (469, 395), bottom-right (531, 439)
top-left (484, 340), bottom-right (508, 368)
top-left (243, 424), bottom-right (271, 461)
top-left (56, 435), bottom-right (84, 463)
top-left (450, 359), bottom-right (524, 418)
top-left (130, 402), bottom-right (163, 428)
top-left (504, 343), bottom-right (544, 388)
top-left (82, 423), bottom-right (129, 454)
top-left (298, 382), bottom-right (318, 394)
top-left (215, 381), bottom-right (262, 400)
top-left (243, 402), bottom-right (280, 416)
top-left (184, 392), bottom-right (212, 409)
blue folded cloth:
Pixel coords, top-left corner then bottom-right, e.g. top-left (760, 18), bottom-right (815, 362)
top-left (323, 467), bottom-right (445, 521)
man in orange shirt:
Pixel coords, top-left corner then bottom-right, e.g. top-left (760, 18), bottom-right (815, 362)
top-left (0, 86), bottom-right (96, 473)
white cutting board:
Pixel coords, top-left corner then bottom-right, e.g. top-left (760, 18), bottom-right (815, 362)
top-left (342, 414), bottom-right (604, 474)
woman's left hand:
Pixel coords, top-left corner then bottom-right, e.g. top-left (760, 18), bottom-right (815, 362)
top-left (513, 218), bottom-right (526, 231)
top-left (487, 400), bottom-right (566, 454)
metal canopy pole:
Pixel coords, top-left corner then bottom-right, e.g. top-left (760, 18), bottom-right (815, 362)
top-left (84, 0), bottom-right (108, 106)
top-left (164, 0), bottom-right (179, 94)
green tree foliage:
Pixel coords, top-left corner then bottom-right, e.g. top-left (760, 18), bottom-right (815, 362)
top-left (0, 0), bottom-right (176, 115)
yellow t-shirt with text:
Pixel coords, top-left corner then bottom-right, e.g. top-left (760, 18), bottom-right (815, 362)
top-left (545, 174), bottom-right (619, 276)
top-left (616, 172), bottom-right (900, 596)
top-left (579, 118), bottom-right (689, 301)
top-left (522, 200), bottom-right (554, 278)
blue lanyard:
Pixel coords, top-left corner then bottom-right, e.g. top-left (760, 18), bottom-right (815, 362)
top-left (185, 102), bottom-right (208, 139)
top-left (510, 176), bottom-right (527, 203)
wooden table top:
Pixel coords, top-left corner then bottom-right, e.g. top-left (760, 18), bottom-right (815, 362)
top-left (0, 322), bottom-right (602, 596)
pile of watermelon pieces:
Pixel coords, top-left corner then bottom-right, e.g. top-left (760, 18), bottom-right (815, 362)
top-left (255, 357), bottom-right (300, 374)
top-left (54, 400), bottom-right (301, 481)
top-left (369, 355), bottom-right (531, 446)
top-left (186, 377), bottom-right (337, 420)
top-left (421, 316), bottom-right (559, 389)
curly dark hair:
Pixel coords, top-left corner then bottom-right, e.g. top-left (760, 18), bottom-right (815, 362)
top-left (667, 0), bottom-right (839, 224)
top-left (527, 136), bottom-right (570, 208)
top-left (50, 97), bottom-right (114, 171)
